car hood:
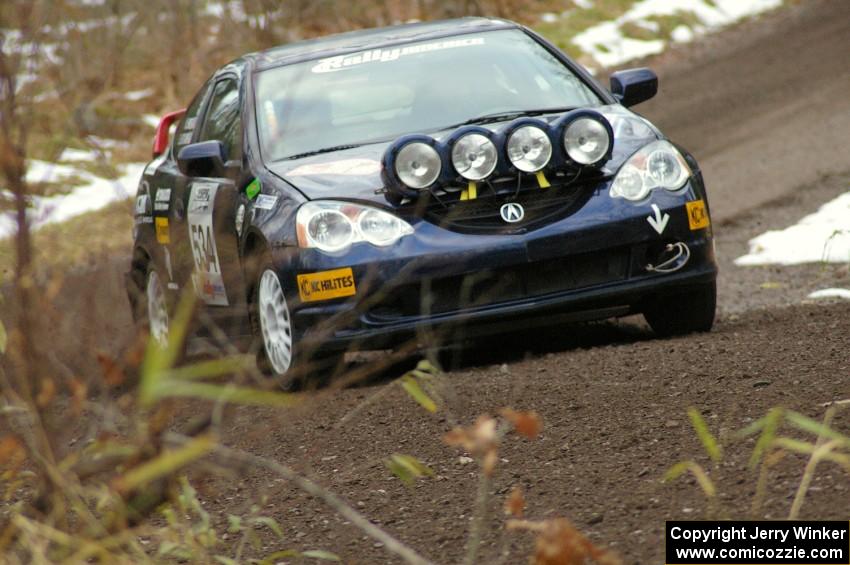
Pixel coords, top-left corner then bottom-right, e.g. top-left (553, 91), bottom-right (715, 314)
top-left (268, 143), bottom-right (396, 206)
top-left (267, 105), bottom-right (660, 208)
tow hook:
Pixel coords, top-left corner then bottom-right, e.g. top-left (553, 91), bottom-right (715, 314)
top-left (646, 242), bottom-right (690, 273)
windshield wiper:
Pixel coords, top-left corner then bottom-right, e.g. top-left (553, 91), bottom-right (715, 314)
top-left (283, 143), bottom-right (364, 160)
top-left (439, 107), bottom-right (576, 130)
top-left (280, 107), bottom-right (577, 159)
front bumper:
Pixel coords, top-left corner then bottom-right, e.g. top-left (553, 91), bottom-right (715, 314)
top-left (273, 180), bottom-right (717, 351)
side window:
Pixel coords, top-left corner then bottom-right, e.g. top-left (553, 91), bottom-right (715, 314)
top-left (174, 81), bottom-right (212, 156)
top-left (198, 78), bottom-right (242, 162)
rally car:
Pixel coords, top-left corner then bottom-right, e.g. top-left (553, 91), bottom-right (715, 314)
top-left (126, 17), bottom-right (717, 387)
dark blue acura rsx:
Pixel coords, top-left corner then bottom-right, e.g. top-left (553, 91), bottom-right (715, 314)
top-left (126, 17), bottom-right (717, 387)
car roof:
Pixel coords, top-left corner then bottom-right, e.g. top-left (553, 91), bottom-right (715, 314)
top-left (250, 17), bottom-right (519, 70)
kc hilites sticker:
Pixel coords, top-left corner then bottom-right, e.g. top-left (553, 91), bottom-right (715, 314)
top-left (187, 182), bottom-right (228, 306)
top-left (297, 268), bottom-right (356, 302)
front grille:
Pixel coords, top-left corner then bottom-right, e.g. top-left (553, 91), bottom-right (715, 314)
top-left (367, 248), bottom-right (629, 323)
top-left (408, 171), bottom-right (606, 233)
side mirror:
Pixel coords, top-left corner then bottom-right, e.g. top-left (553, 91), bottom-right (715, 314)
top-left (177, 140), bottom-right (228, 177)
top-left (610, 68), bottom-right (658, 107)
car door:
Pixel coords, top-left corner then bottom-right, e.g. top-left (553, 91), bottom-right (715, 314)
top-left (146, 79), bottom-right (213, 291)
top-left (178, 75), bottom-right (246, 310)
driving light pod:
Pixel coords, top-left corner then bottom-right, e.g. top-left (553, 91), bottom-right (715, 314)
top-left (563, 117), bottom-right (611, 165)
top-left (451, 133), bottom-right (498, 180)
top-left (297, 201), bottom-right (413, 252)
top-left (506, 124), bottom-right (552, 172)
top-left (610, 140), bottom-right (692, 201)
top-left (395, 141), bottom-right (441, 189)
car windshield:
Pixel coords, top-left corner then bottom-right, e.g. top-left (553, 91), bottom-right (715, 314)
top-left (255, 28), bottom-right (603, 162)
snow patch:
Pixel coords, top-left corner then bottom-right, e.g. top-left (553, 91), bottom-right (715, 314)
top-left (671, 24), bottom-right (695, 43)
top-left (573, 22), bottom-right (665, 68)
top-left (0, 160), bottom-right (145, 239)
top-left (735, 192), bottom-right (850, 266)
top-left (46, 14), bottom-right (137, 37)
top-left (205, 2), bottom-right (248, 22)
top-left (627, 0), bottom-right (781, 27)
top-left (124, 88), bottom-right (154, 101)
top-left (808, 289), bottom-right (850, 301)
top-left (143, 114), bottom-right (161, 128)
top-left (572, 0), bottom-right (783, 68)
top-left (60, 147), bottom-right (102, 162)
top-left (634, 19), bottom-right (661, 32)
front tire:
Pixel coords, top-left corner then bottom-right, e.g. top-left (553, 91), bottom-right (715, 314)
top-left (643, 281), bottom-right (716, 337)
top-left (254, 266), bottom-right (299, 389)
top-left (249, 260), bottom-right (345, 390)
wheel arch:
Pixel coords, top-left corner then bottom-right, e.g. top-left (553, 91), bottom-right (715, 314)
top-left (241, 228), bottom-right (272, 297)
top-left (241, 225), bottom-right (302, 301)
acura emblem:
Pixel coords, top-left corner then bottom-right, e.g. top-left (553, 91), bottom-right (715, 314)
top-left (500, 202), bottom-right (524, 223)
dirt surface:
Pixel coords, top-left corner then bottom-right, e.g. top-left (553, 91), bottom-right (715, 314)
top-left (204, 301), bottom-right (850, 564)
top-left (6, 1), bottom-right (850, 563)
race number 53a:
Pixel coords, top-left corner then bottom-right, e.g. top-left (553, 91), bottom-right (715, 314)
top-left (190, 223), bottom-right (219, 274)
top-left (187, 182), bottom-right (229, 306)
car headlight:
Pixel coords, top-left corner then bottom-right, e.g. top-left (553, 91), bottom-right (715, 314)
top-left (610, 140), bottom-right (692, 201)
top-left (395, 141), bottom-right (441, 189)
top-left (296, 201), bottom-right (413, 252)
top-left (506, 124), bottom-right (552, 172)
top-left (451, 132), bottom-right (498, 180)
top-left (563, 117), bottom-right (611, 165)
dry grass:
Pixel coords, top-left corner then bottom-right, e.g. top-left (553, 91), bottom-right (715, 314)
top-left (0, 199), bottom-right (133, 285)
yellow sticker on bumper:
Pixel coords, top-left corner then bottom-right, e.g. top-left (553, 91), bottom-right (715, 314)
top-left (686, 199), bottom-right (710, 230)
top-left (155, 216), bottom-right (170, 244)
top-left (297, 267), bottom-right (356, 302)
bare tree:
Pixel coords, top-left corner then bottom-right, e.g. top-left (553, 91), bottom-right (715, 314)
top-left (0, 0), bottom-right (60, 511)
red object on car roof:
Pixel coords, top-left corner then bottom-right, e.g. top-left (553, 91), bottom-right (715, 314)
top-left (152, 109), bottom-right (186, 158)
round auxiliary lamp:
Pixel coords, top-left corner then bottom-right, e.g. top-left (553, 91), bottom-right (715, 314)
top-left (444, 125), bottom-right (502, 182)
top-left (381, 134), bottom-right (445, 201)
top-left (501, 117), bottom-right (555, 173)
top-left (550, 109), bottom-right (614, 168)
